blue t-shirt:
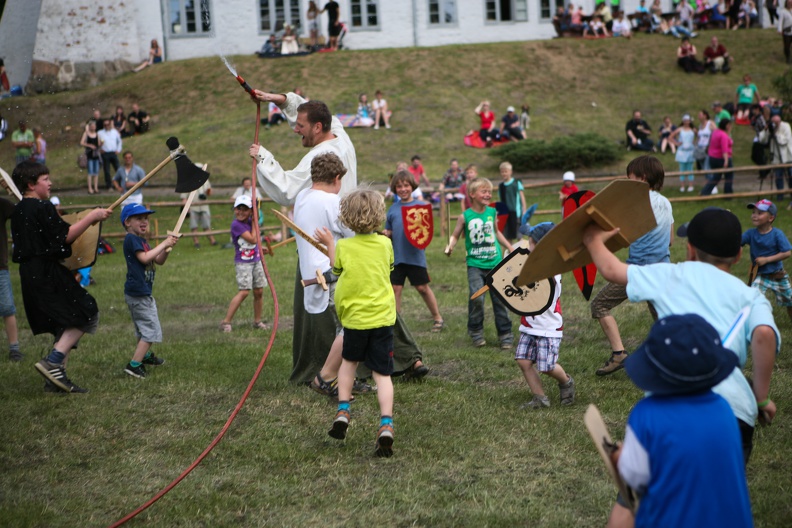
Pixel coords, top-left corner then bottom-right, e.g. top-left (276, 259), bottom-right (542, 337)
top-left (627, 261), bottom-right (780, 426)
top-left (741, 227), bottom-right (792, 275)
top-left (231, 219), bottom-right (260, 265)
top-left (627, 190), bottom-right (673, 265)
top-left (622, 393), bottom-right (752, 528)
top-left (124, 233), bottom-right (154, 297)
top-left (385, 200), bottom-right (428, 268)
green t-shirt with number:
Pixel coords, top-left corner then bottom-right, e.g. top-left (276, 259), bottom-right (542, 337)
top-left (463, 207), bottom-right (503, 270)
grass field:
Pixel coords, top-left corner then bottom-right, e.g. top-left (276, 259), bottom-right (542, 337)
top-left (1, 29), bottom-right (791, 527)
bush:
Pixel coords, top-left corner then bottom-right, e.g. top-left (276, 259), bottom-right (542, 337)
top-left (492, 133), bottom-right (621, 171)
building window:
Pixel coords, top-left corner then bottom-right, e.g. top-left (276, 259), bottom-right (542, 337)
top-left (259, 0), bottom-right (302, 34)
top-left (485, 0), bottom-right (528, 22)
top-left (429, 0), bottom-right (458, 25)
top-left (350, 0), bottom-right (379, 29)
top-left (169, 0), bottom-right (212, 36)
top-left (540, 0), bottom-right (564, 19)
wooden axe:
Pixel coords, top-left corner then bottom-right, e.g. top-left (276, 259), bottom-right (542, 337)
top-left (271, 209), bottom-right (328, 256)
top-left (165, 163), bottom-right (208, 253)
top-left (301, 268), bottom-right (328, 291)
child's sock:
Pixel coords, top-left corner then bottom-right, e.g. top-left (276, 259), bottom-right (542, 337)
top-left (130, 360), bottom-right (142, 368)
top-left (338, 401), bottom-right (351, 413)
top-left (144, 352), bottom-right (153, 360)
top-left (380, 415), bottom-right (393, 427)
top-left (9, 342), bottom-right (19, 354)
top-left (46, 349), bottom-right (66, 365)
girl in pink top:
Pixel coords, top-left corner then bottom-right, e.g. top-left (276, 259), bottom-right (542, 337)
top-left (475, 100), bottom-right (500, 146)
top-left (701, 119), bottom-right (734, 195)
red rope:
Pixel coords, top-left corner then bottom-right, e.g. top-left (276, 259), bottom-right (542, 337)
top-left (109, 100), bottom-right (279, 527)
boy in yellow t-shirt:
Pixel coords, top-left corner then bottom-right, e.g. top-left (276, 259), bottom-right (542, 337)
top-left (315, 189), bottom-right (397, 457)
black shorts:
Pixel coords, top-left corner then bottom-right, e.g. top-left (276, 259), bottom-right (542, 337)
top-left (329, 22), bottom-right (342, 37)
top-left (342, 325), bottom-right (394, 375)
top-left (390, 263), bottom-right (430, 286)
top-left (503, 211), bottom-right (518, 240)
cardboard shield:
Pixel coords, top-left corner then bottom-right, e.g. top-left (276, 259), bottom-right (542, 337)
top-left (401, 203), bottom-right (433, 250)
top-left (516, 180), bottom-right (656, 287)
top-left (563, 190), bottom-right (598, 301)
top-left (61, 209), bottom-right (102, 271)
top-left (0, 166), bottom-right (22, 200)
top-left (486, 247), bottom-right (556, 316)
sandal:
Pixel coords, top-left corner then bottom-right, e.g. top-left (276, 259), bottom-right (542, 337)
top-left (219, 322), bottom-right (232, 333)
top-left (252, 321), bottom-right (269, 330)
top-left (431, 320), bottom-right (445, 332)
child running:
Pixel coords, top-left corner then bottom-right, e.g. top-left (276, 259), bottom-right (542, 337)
top-left (515, 222), bottom-right (575, 409)
top-left (742, 199), bottom-right (792, 323)
top-left (383, 170), bottom-right (444, 332)
top-left (316, 189), bottom-right (397, 457)
top-left (220, 195), bottom-right (269, 332)
top-left (120, 203), bottom-right (178, 378)
top-left (446, 177), bottom-right (514, 349)
top-left (11, 161), bottom-right (112, 393)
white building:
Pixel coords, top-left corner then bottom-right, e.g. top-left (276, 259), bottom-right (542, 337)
top-left (0, 0), bottom-right (772, 92)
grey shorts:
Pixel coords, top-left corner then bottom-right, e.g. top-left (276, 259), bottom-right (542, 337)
top-left (189, 209), bottom-right (212, 230)
top-left (125, 294), bottom-right (163, 343)
top-left (235, 261), bottom-right (268, 290)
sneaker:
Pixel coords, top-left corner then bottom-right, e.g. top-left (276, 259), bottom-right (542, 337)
top-left (472, 336), bottom-right (486, 348)
top-left (124, 362), bottom-right (147, 379)
top-left (374, 424), bottom-right (394, 457)
top-left (385, 124), bottom-right (391, 129)
top-left (680, 186), bottom-right (685, 192)
top-left (352, 378), bottom-right (377, 394)
top-left (142, 353), bottom-right (165, 366)
top-left (9, 349), bottom-right (23, 362)
top-left (711, 187), bottom-right (718, 195)
top-left (687, 186), bottom-right (694, 192)
top-left (559, 376), bottom-right (576, 405)
top-left (595, 352), bottom-right (628, 376)
top-left (520, 394), bottom-right (550, 409)
top-left (328, 409), bottom-right (350, 440)
top-left (252, 321), bottom-right (270, 330)
top-left (374, 124), bottom-right (379, 130)
top-left (35, 359), bottom-right (88, 393)
top-left (43, 380), bottom-right (64, 393)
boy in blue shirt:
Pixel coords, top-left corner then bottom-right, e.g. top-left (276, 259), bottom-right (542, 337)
top-left (742, 199), bottom-right (792, 323)
top-left (121, 203), bottom-right (178, 378)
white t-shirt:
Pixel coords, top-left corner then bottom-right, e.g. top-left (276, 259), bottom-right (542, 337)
top-left (518, 274), bottom-right (563, 338)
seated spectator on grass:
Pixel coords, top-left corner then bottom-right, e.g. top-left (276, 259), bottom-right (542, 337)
top-left (552, 5), bottom-right (571, 36)
top-left (372, 90), bottom-right (391, 129)
top-left (677, 0), bottom-right (696, 31)
top-left (659, 16), bottom-right (696, 38)
top-left (626, 110), bottom-right (655, 151)
top-left (649, 0), bottom-right (664, 31)
top-left (710, 0), bottom-right (729, 26)
top-left (355, 93), bottom-right (375, 127)
top-left (659, 116), bottom-right (677, 154)
top-left (735, 74), bottom-right (760, 122)
top-left (734, 0), bottom-right (758, 28)
top-left (704, 36), bottom-right (731, 72)
top-left (677, 37), bottom-right (705, 73)
top-left (440, 159), bottom-right (466, 202)
top-left (695, 0), bottom-right (713, 27)
top-left (133, 39), bottom-right (163, 73)
top-left (259, 34), bottom-right (279, 57)
top-left (727, 0), bottom-right (741, 27)
top-left (612, 11), bottom-right (633, 37)
top-left (500, 106), bottom-right (526, 141)
top-left (474, 101), bottom-right (500, 147)
top-left (633, 0), bottom-right (650, 28)
top-left (568, 4), bottom-right (586, 31)
top-left (262, 102), bottom-right (286, 128)
top-left (584, 15), bottom-right (610, 37)
top-left (281, 24), bottom-right (300, 55)
top-left (595, 1), bottom-right (614, 31)
top-left (127, 103), bottom-right (150, 135)
top-left (113, 106), bottom-right (129, 138)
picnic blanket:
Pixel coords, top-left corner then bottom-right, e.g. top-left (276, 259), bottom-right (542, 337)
top-left (464, 130), bottom-right (509, 149)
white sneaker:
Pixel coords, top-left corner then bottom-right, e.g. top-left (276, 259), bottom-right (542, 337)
top-left (711, 187), bottom-right (718, 195)
top-left (680, 186), bottom-right (685, 192)
top-left (687, 186), bottom-right (694, 192)
top-left (385, 124), bottom-right (391, 129)
top-left (374, 124), bottom-right (379, 130)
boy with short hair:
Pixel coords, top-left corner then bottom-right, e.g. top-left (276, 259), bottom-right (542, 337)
top-left (497, 161), bottom-right (527, 242)
top-left (591, 156), bottom-right (673, 376)
top-left (613, 314), bottom-right (752, 527)
top-left (120, 203), bottom-right (178, 378)
top-left (515, 222), bottom-right (575, 409)
top-left (316, 189), bottom-right (397, 457)
top-left (446, 177), bottom-right (515, 349)
top-left (11, 161), bottom-right (112, 393)
top-left (742, 199), bottom-right (792, 322)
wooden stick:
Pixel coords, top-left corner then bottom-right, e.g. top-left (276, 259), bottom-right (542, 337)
top-left (271, 236), bottom-right (296, 250)
top-left (470, 285), bottom-right (489, 300)
top-left (108, 148), bottom-right (182, 211)
top-left (168, 190), bottom-right (197, 239)
top-left (301, 269), bottom-right (328, 291)
top-left (270, 209), bottom-right (328, 256)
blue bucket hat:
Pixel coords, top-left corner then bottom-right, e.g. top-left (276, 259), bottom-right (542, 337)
top-left (625, 314), bottom-right (738, 396)
top-left (519, 221), bottom-right (555, 242)
top-left (120, 203), bottom-right (155, 226)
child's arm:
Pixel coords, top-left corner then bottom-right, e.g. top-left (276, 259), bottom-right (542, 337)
top-left (519, 189), bottom-right (527, 214)
top-left (445, 214), bottom-right (466, 256)
top-left (314, 227), bottom-right (336, 267)
top-left (495, 227), bottom-right (514, 253)
top-left (137, 235), bottom-right (179, 266)
top-left (582, 224), bottom-right (628, 285)
top-left (381, 229), bottom-right (392, 238)
top-left (751, 324), bottom-right (778, 423)
top-left (754, 250), bottom-right (791, 267)
top-left (65, 208), bottom-right (113, 244)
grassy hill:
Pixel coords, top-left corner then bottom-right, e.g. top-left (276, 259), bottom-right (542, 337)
top-left (0, 28), bottom-right (785, 192)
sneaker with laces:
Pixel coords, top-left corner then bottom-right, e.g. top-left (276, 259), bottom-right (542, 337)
top-left (142, 353), bottom-right (165, 366)
top-left (595, 352), bottom-right (628, 376)
top-left (328, 409), bottom-right (350, 439)
top-left (9, 349), bottom-right (23, 362)
top-left (687, 185), bottom-right (694, 192)
top-left (352, 378), bottom-right (377, 394)
top-left (559, 376), bottom-right (576, 405)
top-left (520, 394), bottom-right (551, 409)
top-left (472, 336), bottom-right (486, 348)
top-left (43, 380), bottom-right (64, 393)
top-left (374, 424), bottom-right (394, 457)
top-left (35, 359), bottom-right (88, 393)
top-left (124, 362), bottom-right (147, 379)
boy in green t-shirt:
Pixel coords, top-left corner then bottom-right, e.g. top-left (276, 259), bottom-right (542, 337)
top-left (445, 177), bottom-right (514, 349)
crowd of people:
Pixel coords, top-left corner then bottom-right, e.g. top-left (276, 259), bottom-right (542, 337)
top-left (474, 101), bottom-right (530, 146)
top-left (258, 1), bottom-right (345, 56)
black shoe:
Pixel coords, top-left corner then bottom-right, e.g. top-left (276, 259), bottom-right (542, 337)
top-left (124, 362), bottom-right (147, 379)
top-left (9, 349), bottom-right (23, 362)
top-left (328, 409), bottom-right (350, 440)
top-left (142, 353), bottom-right (165, 366)
top-left (35, 359), bottom-right (88, 393)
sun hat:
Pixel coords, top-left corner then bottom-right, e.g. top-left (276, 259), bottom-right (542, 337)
top-left (562, 171), bottom-right (575, 182)
top-left (675, 207), bottom-right (741, 258)
top-left (234, 195), bottom-right (253, 209)
top-left (625, 314), bottom-right (738, 396)
top-left (747, 199), bottom-right (777, 217)
top-left (120, 203), bottom-right (155, 226)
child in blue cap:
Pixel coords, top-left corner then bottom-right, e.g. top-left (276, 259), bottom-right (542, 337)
top-left (121, 203), bottom-right (179, 378)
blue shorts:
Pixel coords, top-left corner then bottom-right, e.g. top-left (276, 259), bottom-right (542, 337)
top-left (0, 269), bottom-right (16, 317)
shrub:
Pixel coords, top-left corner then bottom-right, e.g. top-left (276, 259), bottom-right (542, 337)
top-left (492, 133), bottom-right (621, 171)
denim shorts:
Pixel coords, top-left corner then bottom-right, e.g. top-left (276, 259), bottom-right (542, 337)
top-left (0, 269), bottom-right (16, 317)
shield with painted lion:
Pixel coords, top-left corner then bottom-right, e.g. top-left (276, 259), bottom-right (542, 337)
top-left (401, 203), bottom-right (433, 250)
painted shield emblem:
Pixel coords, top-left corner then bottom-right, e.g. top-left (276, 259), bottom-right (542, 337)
top-left (486, 246), bottom-right (555, 316)
top-left (401, 203), bottom-right (433, 250)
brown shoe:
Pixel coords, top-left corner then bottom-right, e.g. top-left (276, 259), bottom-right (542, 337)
top-left (595, 352), bottom-right (628, 376)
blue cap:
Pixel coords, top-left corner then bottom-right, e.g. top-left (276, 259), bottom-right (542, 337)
top-left (520, 221), bottom-right (555, 242)
top-left (748, 199), bottom-right (777, 217)
top-left (121, 203), bottom-right (155, 226)
top-left (625, 314), bottom-right (738, 396)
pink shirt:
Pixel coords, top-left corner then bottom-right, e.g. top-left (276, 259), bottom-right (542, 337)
top-left (708, 128), bottom-right (733, 159)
